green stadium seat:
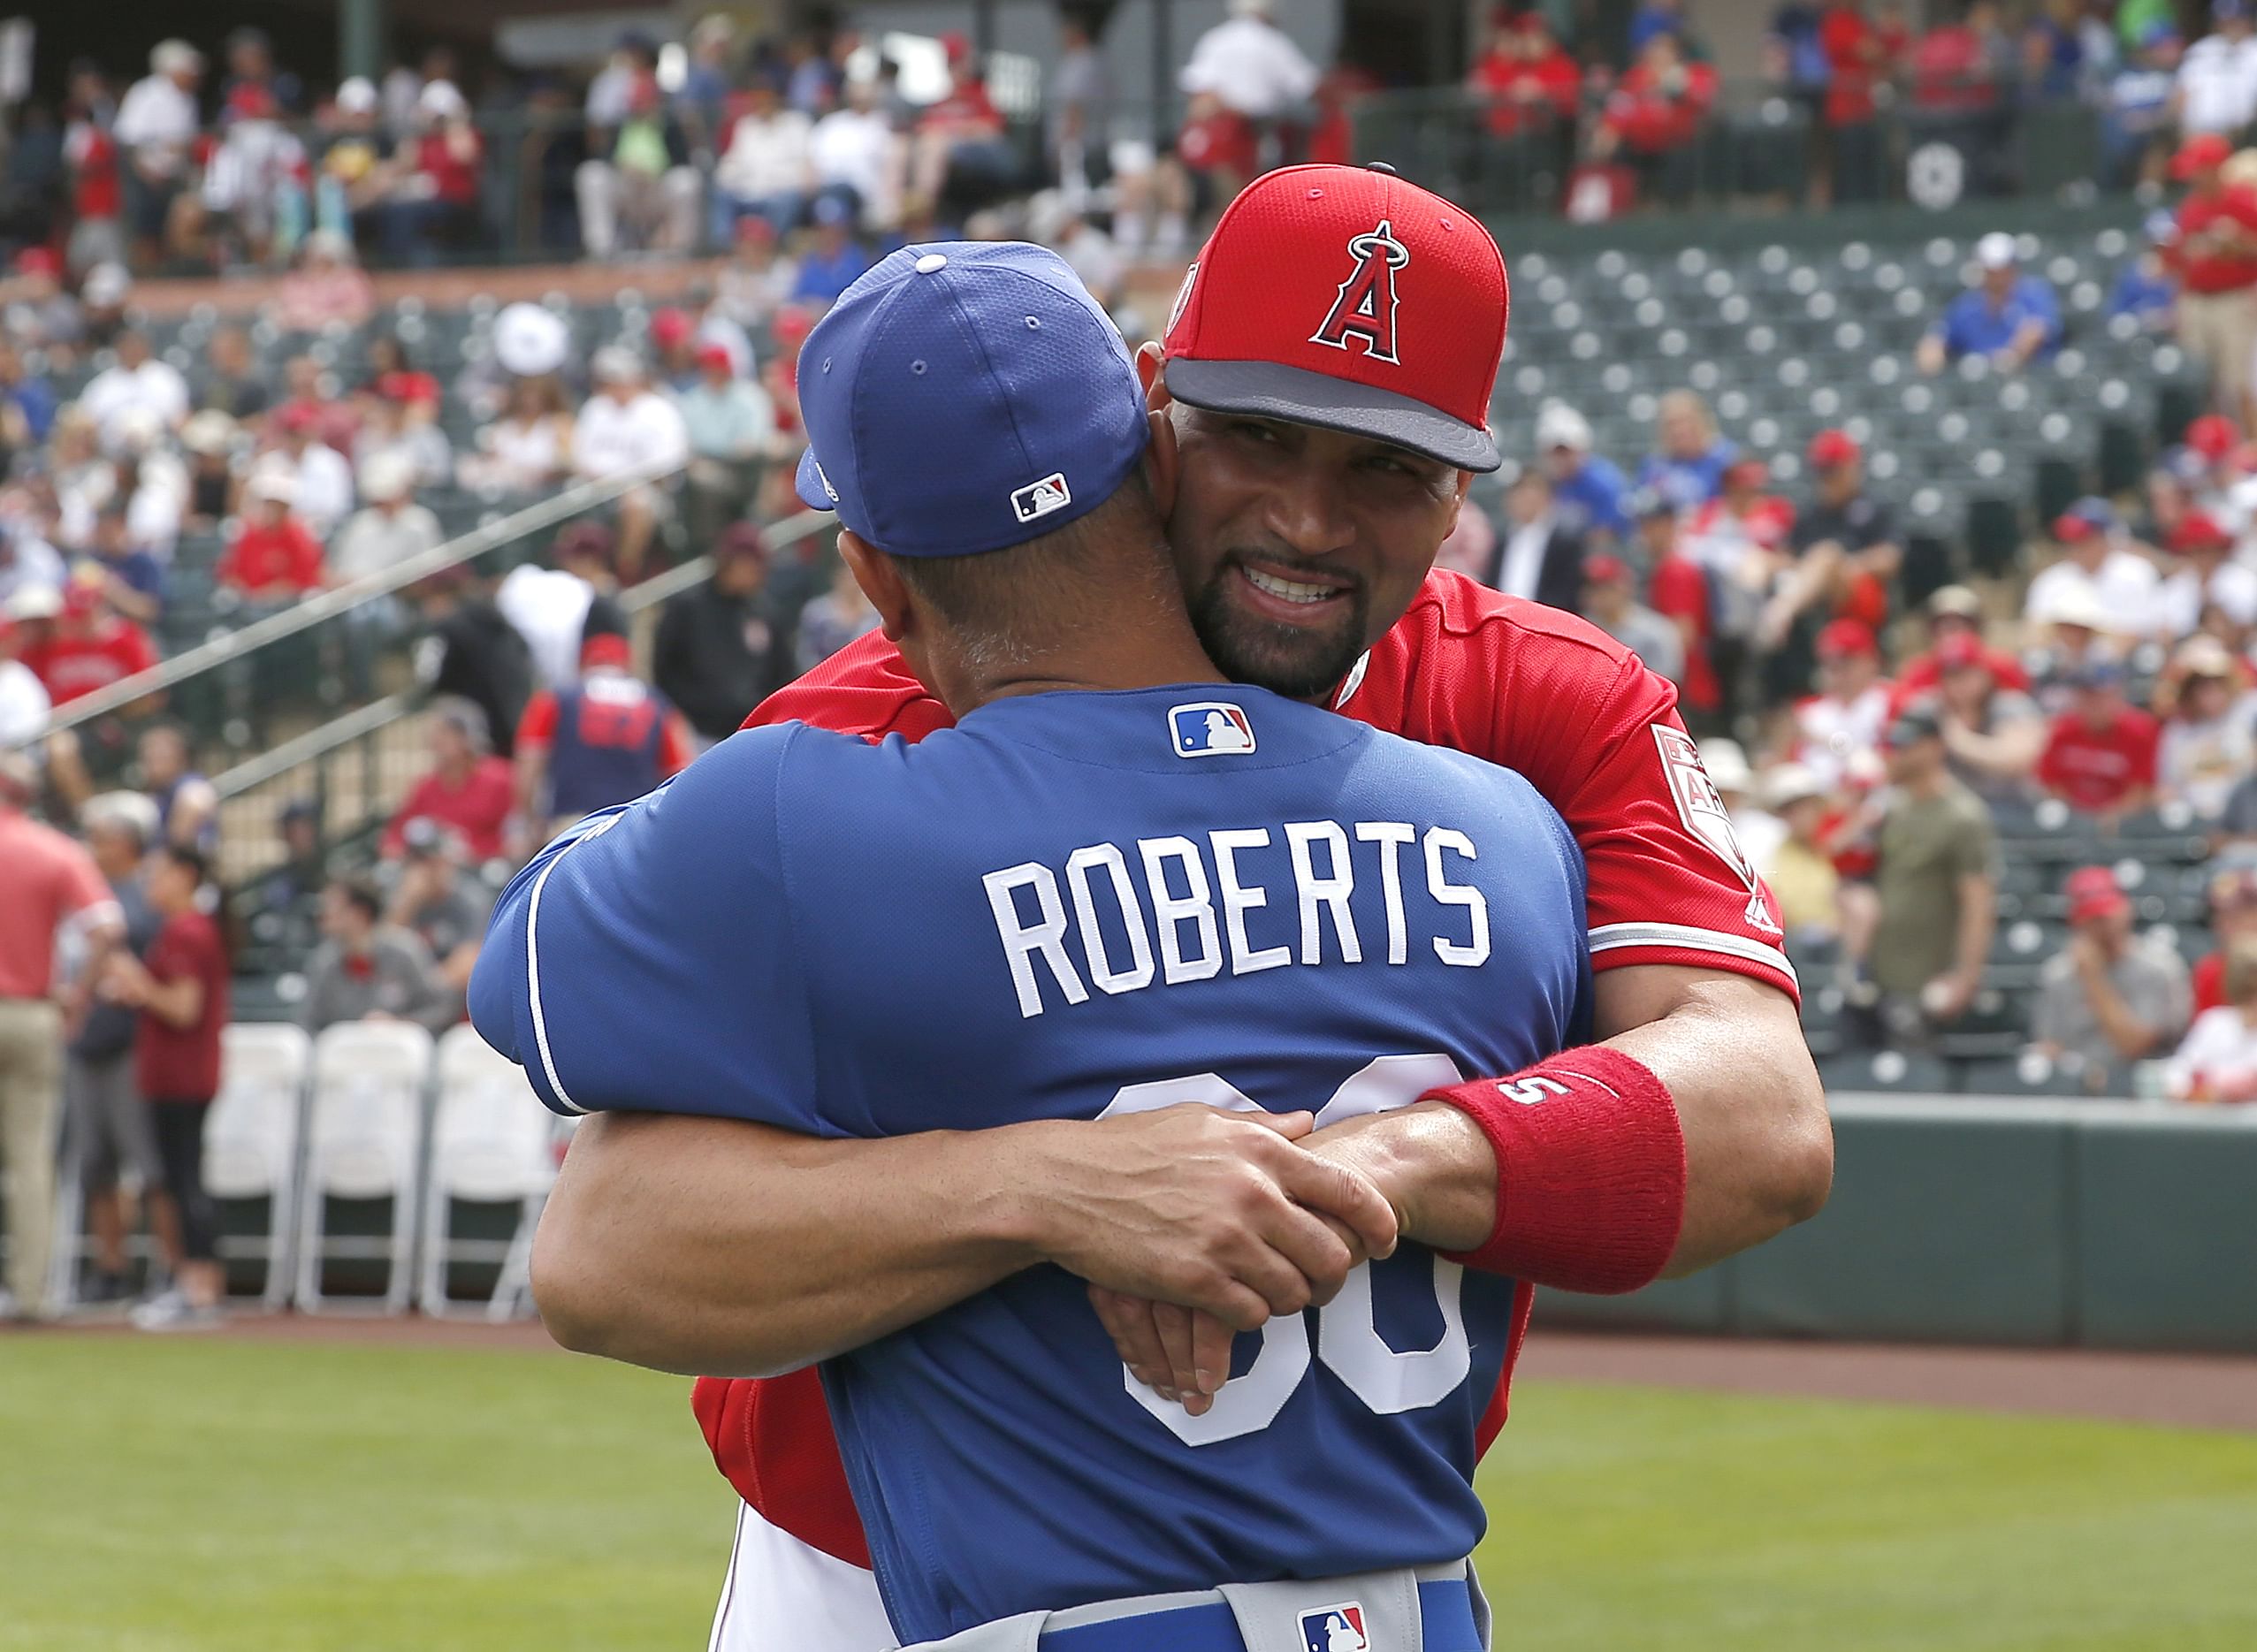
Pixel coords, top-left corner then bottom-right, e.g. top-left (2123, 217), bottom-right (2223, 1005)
top-left (1817, 1049), bottom-right (1954, 1093)
top-left (1956, 1052), bottom-right (2129, 1098)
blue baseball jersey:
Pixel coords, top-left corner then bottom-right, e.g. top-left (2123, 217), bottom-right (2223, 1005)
top-left (469, 684), bottom-right (1589, 1642)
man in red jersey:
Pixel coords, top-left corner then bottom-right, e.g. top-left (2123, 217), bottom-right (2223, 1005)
top-left (526, 166), bottom-right (1831, 1650)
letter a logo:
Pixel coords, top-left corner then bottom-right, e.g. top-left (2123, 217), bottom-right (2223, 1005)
top-left (1310, 220), bottom-right (1409, 365)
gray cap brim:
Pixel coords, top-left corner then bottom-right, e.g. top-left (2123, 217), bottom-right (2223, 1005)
top-left (1165, 357), bottom-right (1501, 473)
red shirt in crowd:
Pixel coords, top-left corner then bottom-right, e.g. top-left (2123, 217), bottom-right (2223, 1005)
top-left (19, 616), bottom-right (158, 704)
top-left (1470, 43), bottom-right (1582, 136)
top-left (1649, 553), bottom-right (1722, 714)
top-left (381, 755), bottom-right (518, 861)
top-left (0, 809), bottom-right (112, 1000)
top-left (65, 122), bottom-right (122, 222)
top-left (1820, 3), bottom-right (1886, 125)
top-left (416, 129), bottom-right (484, 208)
top-left (2036, 707), bottom-right (2161, 811)
top-left (218, 517), bottom-right (326, 595)
top-left (2169, 185), bottom-right (2257, 295)
top-left (2193, 951), bottom-right (2229, 1015)
top-left (1891, 641), bottom-right (2030, 708)
top-left (1178, 106), bottom-right (1258, 176)
top-left (135, 909), bottom-right (229, 1102)
top-left (1910, 23), bottom-right (1999, 111)
top-left (1604, 60), bottom-right (1719, 153)
top-left (690, 569), bottom-right (1798, 1573)
top-left (516, 687), bottom-right (693, 777)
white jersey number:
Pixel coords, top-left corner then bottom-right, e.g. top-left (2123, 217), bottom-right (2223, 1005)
top-left (1094, 1054), bottom-right (1471, 1446)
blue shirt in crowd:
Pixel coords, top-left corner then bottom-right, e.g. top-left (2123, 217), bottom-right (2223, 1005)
top-left (1933, 277), bottom-right (2063, 361)
top-left (1551, 453), bottom-right (1632, 540)
top-left (1637, 438), bottom-right (1739, 511)
top-left (792, 242), bottom-right (876, 305)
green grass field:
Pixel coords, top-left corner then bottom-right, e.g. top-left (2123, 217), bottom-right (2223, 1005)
top-left (4, 1335), bottom-right (2255, 1651)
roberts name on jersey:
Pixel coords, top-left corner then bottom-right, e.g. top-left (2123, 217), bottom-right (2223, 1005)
top-left (986, 821), bottom-right (1492, 1019)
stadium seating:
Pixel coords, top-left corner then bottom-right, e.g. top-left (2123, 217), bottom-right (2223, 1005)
top-left (294, 1021), bottom-right (433, 1314)
top-left (418, 1026), bottom-right (566, 1321)
top-left (204, 1024), bottom-right (314, 1310)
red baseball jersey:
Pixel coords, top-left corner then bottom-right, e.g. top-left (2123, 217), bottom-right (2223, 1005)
top-left (693, 567), bottom-right (1795, 1568)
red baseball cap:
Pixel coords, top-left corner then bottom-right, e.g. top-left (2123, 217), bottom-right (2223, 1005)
top-left (2187, 413), bottom-right (2238, 461)
top-left (2173, 132), bottom-right (2232, 179)
top-left (1936, 631), bottom-right (1988, 672)
top-left (2171, 511), bottom-right (2231, 552)
top-left (1808, 429), bottom-right (1861, 469)
top-left (580, 633), bottom-right (633, 671)
top-left (652, 308), bottom-right (694, 347)
top-left (1724, 456), bottom-right (1771, 491)
top-left (1583, 552), bottom-right (1632, 584)
top-left (2065, 865), bottom-right (2131, 925)
top-left (1816, 617), bottom-right (1878, 660)
top-left (695, 341), bottom-right (734, 372)
top-left (1163, 164), bottom-right (1506, 471)
top-left (14, 247), bottom-right (60, 279)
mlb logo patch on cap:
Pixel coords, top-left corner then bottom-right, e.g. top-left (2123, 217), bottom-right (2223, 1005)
top-left (1170, 701), bottom-right (1256, 757)
top-left (1011, 471), bottom-right (1071, 524)
top-left (1299, 1601), bottom-right (1370, 1651)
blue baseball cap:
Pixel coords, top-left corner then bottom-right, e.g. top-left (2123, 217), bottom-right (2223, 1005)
top-left (793, 241), bottom-right (1150, 558)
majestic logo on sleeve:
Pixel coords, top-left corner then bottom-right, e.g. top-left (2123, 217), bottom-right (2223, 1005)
top-left (1310, 221), bottom-right (1408, 364)
top-left (1651, 726), bottom-right (1783, 934)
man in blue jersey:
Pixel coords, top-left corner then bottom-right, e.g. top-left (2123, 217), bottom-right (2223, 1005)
top-left (471, 242), bottom-right (1588, 1650)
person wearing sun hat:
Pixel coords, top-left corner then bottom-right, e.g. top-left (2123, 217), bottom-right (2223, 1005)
top-left (2157, 632), bottom-right (2257, 819)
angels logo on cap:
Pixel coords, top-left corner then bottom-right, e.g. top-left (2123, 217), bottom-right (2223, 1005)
top-left (1163, 164), bottom-right (1506, 472)
top-left (1311, 220), bottom-right (1408, 364)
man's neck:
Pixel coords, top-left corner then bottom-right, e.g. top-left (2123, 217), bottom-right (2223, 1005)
top-left (1905, 768), bottom-right (1949, 801)
top-left (961, 624), bottom-right (1225, 714)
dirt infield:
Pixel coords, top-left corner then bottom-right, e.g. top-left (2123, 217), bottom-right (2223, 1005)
top-left (1518, 1329), bottom-right (2257, 1432)
top-left (23, 1312), bottom-right (2256, 1430)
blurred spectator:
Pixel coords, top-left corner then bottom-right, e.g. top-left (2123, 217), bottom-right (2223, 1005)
top-left (80, 328), bottom-right (189, 452)
top-left (217, 473), bottom-right (325, 601)
top-left (332, 454), bottom-right (440, 586)
top-left (2162, 133), bottom-right (2257, 430)
top-left (1470, 11), bottom-right (1582, 141)
top-left (1701, 738), bottom-right (1785, 868)
top-left (794, 556), bottom-right (883, 674)
top-left (1582, 549), bottom-right (1685, 685)
top-left (2165, 937), bottom-right (2257, 1100)
top-left (1759, 430), bottom-right (1899, 705)
top-left (377, 81), bottom-right (484, 265)
top-left (2024, 498), bottom-right (2162, 633)
top-left (1910, 0), bottom-right (2012, 116)
top-left (385, 819), bottom-right (491, 1017)
top-left (273, 232), bottom-right (376, 331)
top-left (1178, 0), bottom-right (1319, 130)
top-left (2157, 635), bottom-right (2257, 819)
top-left (497, 521), bottom-right (629, 694)
top-left (1843, 704), bottom-right (1998, 1035)
top-left (649, 307), bottom-right (705, 394)
top-left (61, 67), bottom-right (126, 275)
top-left (1491, 468), bottom-right (1584, 611)
top-left (1641, 497), bottom-right (1722, 722)
top-left (1536, 402), bottom-right (1630, 544)
top-left (2026, 586), bottom-right (2126, 714)
top-left (812, 78), bottom-right (900, 230)
top-left (1637, 391), bottom-right (1739, 511)
top-left (1051, 11), bottom-right (1113, 198)
top-left (1433, 500), bottom-right (1498, 585)
top-left (1895, 584), bottom-right (2031, 703)
top-left (17, 580), bottom-right (156, 706)
top-left (914, 49), bottom-right (1021, 222)
top-left (192, 325), bottom-right (272, 422)
top-left (1033, 193), bottom-right (1128, 313)
top-left (0, 515), bottom-right (66, 608)
top-left (676, 15), bottom-right (738, 141)
top-left (2037, 661), bottom-right (2161, 818)
top-left (2108, 211), bottom-right (2181, 329)
top-left (1792, 618), bottom-right (1892, 789)
top-left (412, 570), bottom-right (533, 761)
top-left (2174, 0), bottom-right (2257, 137)
top-left (676, 344), bottom-right (779, 545)
top-left (1819, 0), bottom-right (1897, 204)
top-left (100, 842), bottom-right (228, 1329)
top-left (4, 247), bottom-right (85, 356)
top-left (2032, 865), bottom-right (2190, 1072)
top-left (137, 722), bottom-right (217, 855)
top-left (1594, 34), bottom-right (1719, 207)
top-left (300, 873), bottom-right (451, 1033)
top-left (263, 405), bottom-right (355, 540)
top-left (114, 41), bottom-right (203, 267)
top-left (460, 373), bottom-right (576, 497)
top-left (1630, 0), bottom-right (1690, 51)
top-left (790, 195), bottom-right (873, 306)
top-left (179, 412), bottom-right (238, 527)
top-left (1935, 631), bottom-right (2045, 804)
top-left (1683, 457), bottom-right (1794, 713)
top-left (514, 633), bottom-right (691, 840)
top-left (2103, 27), bottom-right (2183, 191)
top-left (80, 262), bottom-right (133, 350)
top-left (1758, 763), bottom-right (1841, 946)
top-left (2187, 864), bottom-right (2257, 1007)
top-left (715, 217), bottom-right (799, 333)
top-left (244, 796), bottom-right (326, 960)
top-left (1915, 232), bottom-right (2061, 375)
top-left (573, 349), bottom-right (689, 583)
top-left (713, 80), bottom-right (815, 244)
top-left (582, 73), bottom-right (699, 258)
top-left (63, 790), bottom-right (164, 1305)
top-left (271, 355), bottom-right (358, 456)
top-left (383, 697), bottom-right (515, 863)
top-left (0, 748), bottom-right (119, 1322)
top-left (0, 340), bottom-right (58, 458)
top-left (0, 608), bottom-right (51, 745)
top-left (655, 523), bottom-right (783, 750)
top-left (355, 377), bottom-right (451, 491)
top-left (2156, 510), bottom-right (2257, 636)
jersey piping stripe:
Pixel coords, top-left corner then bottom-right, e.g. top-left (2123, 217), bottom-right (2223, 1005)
top-left (1587, 920), bottom-right (1799, 988)
top-left (524, 812), bottom-right (623, 1116)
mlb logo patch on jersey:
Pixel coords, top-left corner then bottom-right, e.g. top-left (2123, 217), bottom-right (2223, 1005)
top-left (1010, 471), bottom-right (1072, 524)
top-left (1170, 701), bottom-right (1257, 757)
top-left (1300, 1602), bottom-right (1370, 1651)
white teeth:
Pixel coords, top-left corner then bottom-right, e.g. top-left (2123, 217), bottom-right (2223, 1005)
top-left (1244, 567), bottom-right (1337, 605)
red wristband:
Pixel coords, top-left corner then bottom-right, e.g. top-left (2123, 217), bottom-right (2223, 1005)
top-left (1431, 1045), bottom-right (1687, 1295)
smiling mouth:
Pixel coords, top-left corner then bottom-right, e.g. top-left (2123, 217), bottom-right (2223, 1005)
top-left (1235, 560), bottom-right (1355, 615)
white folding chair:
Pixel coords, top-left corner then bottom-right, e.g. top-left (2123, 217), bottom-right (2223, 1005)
top-left (204, 1024), bottom-right (313, 1310)
top-left (419, 1026), bottom-right (560, 1320)
top-left (295, 1022), bottom-right (433, 1314)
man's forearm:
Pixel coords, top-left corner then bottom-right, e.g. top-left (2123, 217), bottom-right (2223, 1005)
top-left (531, 1111), bottom-right (1036, 1378)
top-left (1955, 877), bottom-right (1996, 986)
